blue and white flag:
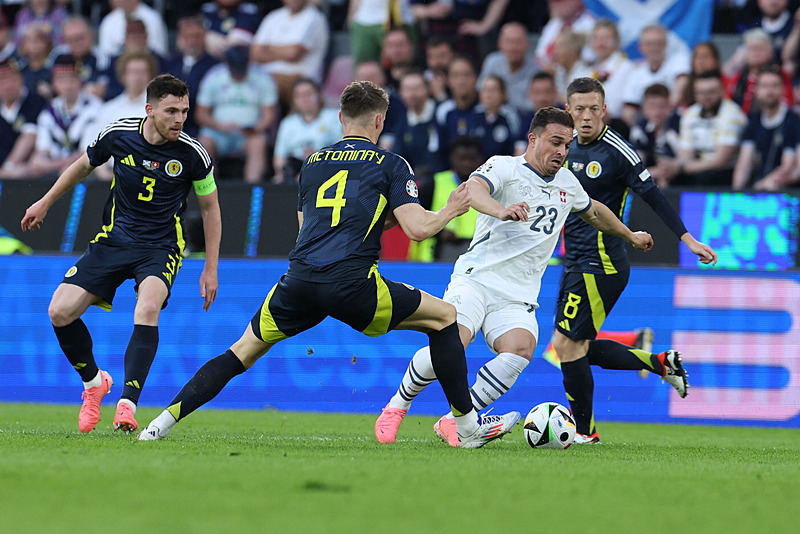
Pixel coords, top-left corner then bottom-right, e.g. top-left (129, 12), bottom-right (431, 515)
top-left (583, 0), bottom-right (715, 60)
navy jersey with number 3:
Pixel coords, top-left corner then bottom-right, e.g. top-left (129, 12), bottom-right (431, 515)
top-left (289, 135), bottom-right (420, 281)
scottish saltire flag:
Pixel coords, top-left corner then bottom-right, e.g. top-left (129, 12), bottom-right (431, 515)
top-left (584, 0), bottom-right (715, 60)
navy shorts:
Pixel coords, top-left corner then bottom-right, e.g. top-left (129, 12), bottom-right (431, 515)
top-left (554, 269), bottom-right (630, 341)
top-left (250, 266), bottom-right (422, 343)
top-left (62, 241), bottom-right (182, 310)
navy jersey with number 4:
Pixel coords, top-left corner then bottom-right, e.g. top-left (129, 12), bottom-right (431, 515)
top-left (289, 135), bottom-right (420, 281)
top-left (562, 126), bottom-right (656, 274)
top-left (86, 117), bottom-right (214, 253)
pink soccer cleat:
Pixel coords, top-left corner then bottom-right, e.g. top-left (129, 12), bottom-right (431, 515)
top-left (78, 370), bottom-right (113, 433)
top-left (113, 402), bottom-right (138, 433)
top-left (433, 414), bottom-right (459, 447)
top-left (375, 405), bottom-right (408, 444)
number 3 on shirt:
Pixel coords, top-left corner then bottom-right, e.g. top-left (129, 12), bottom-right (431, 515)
top-left (138, 176), bottom-right (156, 202)
top-left (316, 170), bottom-right (348, 226)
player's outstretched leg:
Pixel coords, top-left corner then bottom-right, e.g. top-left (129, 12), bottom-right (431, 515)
top-left (115, 325), bottom-right (159, 433)
top-left (138, 349), bottom-right (245, 440)
top-left (661, 350), bottom-right (689, 398)
top-left (375, 347), bottom-right (436, 444)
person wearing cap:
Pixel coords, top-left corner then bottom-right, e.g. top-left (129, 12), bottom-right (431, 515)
top-left (28, 55), bottom-right (103, 179)
top-left (195, 45), bottom-right (278, 183)
top-left (0, 57), bottom-right (46, 178)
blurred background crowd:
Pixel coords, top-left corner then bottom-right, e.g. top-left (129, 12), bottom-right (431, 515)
top-left (2, 0), bottom-right (799, 257)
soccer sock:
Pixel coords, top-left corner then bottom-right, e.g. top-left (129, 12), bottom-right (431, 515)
top-left (561, 357), bottom-right (596, 436)
top-left (427, 322), bottom-right (473, 417)
top-left (121, 325), bottom-right (159, 405)
top-left (596, 331), bottom-right (638, 346)
top-left (470, 352), bottom-right (529, 410)
top-left (165, 349), bottom-right (246, 421)
top-left (388, 346), bottom-right (436, 410)
top-left (53, 319), bottom-right (99, 383)
top-left (587, 339), bottom-right (666, 376)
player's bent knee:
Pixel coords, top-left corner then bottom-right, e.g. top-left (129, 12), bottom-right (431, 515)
top-left (552, 331), bottom-right (588, 363)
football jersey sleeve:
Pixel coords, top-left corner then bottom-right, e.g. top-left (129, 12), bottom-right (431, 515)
top-left (469, 156), bottom-right (507, 195)
top-left (85, 124), bottom-right (117, 167)
top-left (387, 154), bottom-right (420, 209)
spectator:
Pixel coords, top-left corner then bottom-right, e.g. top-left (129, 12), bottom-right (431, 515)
top-left (104, 19), bottom-right (164, 101)
top-left (11, 0), bottom-right (68, 48)
top-left (672, 70), bottom-right (748, 187)
top-left (435, 55), bottom-right (480, 169)
top-left (27, 56), bottom-right (103, 179)
top-left (382, 27), bottom-right (417, 92)
top-left (18, 25), bottom-right (53, 100)
top-left (629, 83), bottom-right (681, 188)
top-left (50, 16), bottom-right (112, 100)
top-left (726, 28), bottom-right (793, 114)
top-left (272, 78), bottom-right (341, 184)
top-left (621, 24), bottom-right (690, 126)
top-left (354, 60), bottom-right (405, 147)
top-left (392, 69), bottom-right (440, 186)
top-left (196, 45), bottom-right (279, 183)
top-left (589, 19), bottom-right (634, 118)
top-left (534, 0), bottom-right (596, 70)
top-left (202, 0), bottom-right (264, 58)
top-left (728, 0), bottom-right (794, 75)
top-left (551, 29), bottom-right (593, 102)
top-left (781, 6), bottom-right (800, 77)
top-left (519, 71), bottom-right (563, 145)
top-left (0, 13), bottom-right (16, 63)
top-left (408, 136), bottom-right (483, 262)
top-left (733, 65), bottom-right (800, 190)
top-left (251, 0), bottom-right (329, 109)
top-left (79, 49), bottom-right (158, 180)
top-left (347, 0), bottom-right (415, 65)
top-left (679, 41), bottom-right (722, 108)
top-left (163, 15), bottom-right (220, 137)
top-left (0, 58), bottom-right (46, 177)
top-left (478, 22), bottom-right (539, 111)
top-left (98, 0), bottom-right (169, 57)
top-left (423, 35), bottom-right (454, 102)
top-left (472, 74), bottom-right (522, 158)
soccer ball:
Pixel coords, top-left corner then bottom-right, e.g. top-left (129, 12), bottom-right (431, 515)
top-left (523, 402), bottom-right (576, 449)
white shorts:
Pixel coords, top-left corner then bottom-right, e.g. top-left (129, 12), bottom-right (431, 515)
top-left (443, 276), bottom-right (539, 354)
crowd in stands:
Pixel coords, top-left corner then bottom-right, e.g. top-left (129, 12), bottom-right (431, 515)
top-left (2, 0), bottom-right (800, 257)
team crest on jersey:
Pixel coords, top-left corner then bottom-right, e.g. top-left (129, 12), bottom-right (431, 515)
top-left (143, 160), bottom-right (160, 171)
top-left (571, 161), bottom-right (584, 171)
top-left (560, 191), bottom-right (567, 203)
top-left (166, 159), bottom-right (183, 177)
top-left (406, 179), bottom-right (418, 198)
top-left (65, 266), bottom-right (77, 278)
top-left (586, 161), bottom-right (602, 178)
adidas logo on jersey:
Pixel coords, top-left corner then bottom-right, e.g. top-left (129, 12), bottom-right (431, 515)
top-left (121, 155), bottom-right (136, 166)
top-left (558, 319), bottom-right (570, 331)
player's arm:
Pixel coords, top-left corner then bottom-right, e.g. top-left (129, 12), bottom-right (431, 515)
top-left (196, 188), bottom-right (221, 311)
top-left (579, 200), bottom-right (653, 251)
top-left (754, 148), bottom-right (797, 190)
top-left (20, 152), bottom-right (96, 232)
top-left (677, 144), bottom-right (738, 175)
top-left (732, 143), bottom-right (755, 190)
top-left (393, 182), bottom-right (470, 241)
top-left (466, 175), bottom-right (529, 221)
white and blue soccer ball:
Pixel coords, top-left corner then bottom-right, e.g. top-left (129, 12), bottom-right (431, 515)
top-left (523, 402), bottom-right (576, 449)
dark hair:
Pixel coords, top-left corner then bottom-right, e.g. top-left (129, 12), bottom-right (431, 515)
top-left (340, 81), bottom-right (389, 120)
top-left (643, 83), bottom-right (670, 99)
top-left (425, 35), bottom-right (453, 50)
top-left (757, 63), bottom-right (783, 79)
top-left (482, 74), bottom-right (507, 94)
top-left (446, 54), bottom-right (477, 77)
top-left (691, 41), bottom-right (720, 72)
top-left (529, 106), bottom-right (574, 134)
top-left (530, 71), bottom-right (555, 84)
top-left (449, 135), bottom-right (483, 155)
top-left (147, 74), bottom-right (189, 104)
top-left (566, 77), bottom-right (605, 104)
top-left (694, 69), bottom-right (723, 82)
top-left (116, 48), bottom-right (159, 81)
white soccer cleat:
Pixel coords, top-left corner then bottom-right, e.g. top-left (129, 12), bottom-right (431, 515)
top-left (458, 411), bottom-right (521, 449)
top-left (662, 350), bottom-right (689, 398)
top-left (137, 423), bottom-right (170, 441)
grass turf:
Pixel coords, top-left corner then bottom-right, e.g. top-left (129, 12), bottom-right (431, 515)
top-left (1, 403), bottom-right (797, 534)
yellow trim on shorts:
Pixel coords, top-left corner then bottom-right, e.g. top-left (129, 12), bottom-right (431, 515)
top-left (258, 283), bottom-right (289, 343)
top-left (597, 231), bottom-right (617, 275)
top-left (583, 273), bottom-right (606, 334)
top-left (193, 172), bottom-right (217, 196)
top-left (363, 264), bottom-right (393, 337)
top-left (94, 299), bottom-right (112, 312)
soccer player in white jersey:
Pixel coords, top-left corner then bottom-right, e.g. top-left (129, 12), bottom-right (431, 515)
top-left (375, 107), bottom-right (654, 446)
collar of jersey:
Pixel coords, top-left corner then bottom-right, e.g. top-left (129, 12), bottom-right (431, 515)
top-left (577, 125), bottom-right (608, 147)
top-left (343, 135), bottom-right (372, 142)
top-left (523, 161), bottom-right (555, 183)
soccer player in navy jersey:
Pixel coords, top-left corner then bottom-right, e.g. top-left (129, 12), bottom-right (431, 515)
top-left (548, 77), bottom-right (717, 443)
top-left (139, 81), bottom-right (520, 448)
top-left (21, 74), bottom-right (221, 434)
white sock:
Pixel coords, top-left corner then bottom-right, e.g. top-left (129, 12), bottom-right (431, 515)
top-left (149, 410), bottom-right (178, 434)
top-left (117, 398), bottom-right (136, 413)
top-left (470, 352), bottom-right (530, 410)
top-left (454, 410), bottom-right (478, 436)
top-left (83, 370), bottom-right (102, 389)
top-left (387, 346), bottom-right (436, 410)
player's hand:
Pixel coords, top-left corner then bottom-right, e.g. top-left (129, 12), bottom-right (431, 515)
top-left (446, 182), bottom-right (471, 217)
top-left (21, 200), bottom-right (48, 232)
top-left (498, 202), bottom-right (530, 222)
top-left (684, 237), bottom-right (717, 265)
top-left (199, 269), bottom-right (218, 311)
top-left (630, 231), bottom-right (653, 251)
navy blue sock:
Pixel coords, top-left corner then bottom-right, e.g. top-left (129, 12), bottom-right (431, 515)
top-left (167, 350), bottom-right (246, 421)
top-left (561, 357), bottom-right (595, 435)
top-left (427, 322), bottom-right (473, 416)
top-left (588, 339), bottom-right (665, 375)
top-left (53, 319), bottom-right (98, 382)
top-left (121, 325), bottom-right (159, 404)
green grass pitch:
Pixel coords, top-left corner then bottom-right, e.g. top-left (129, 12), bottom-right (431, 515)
top-left (1, 403), bottom-right (797, 534)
